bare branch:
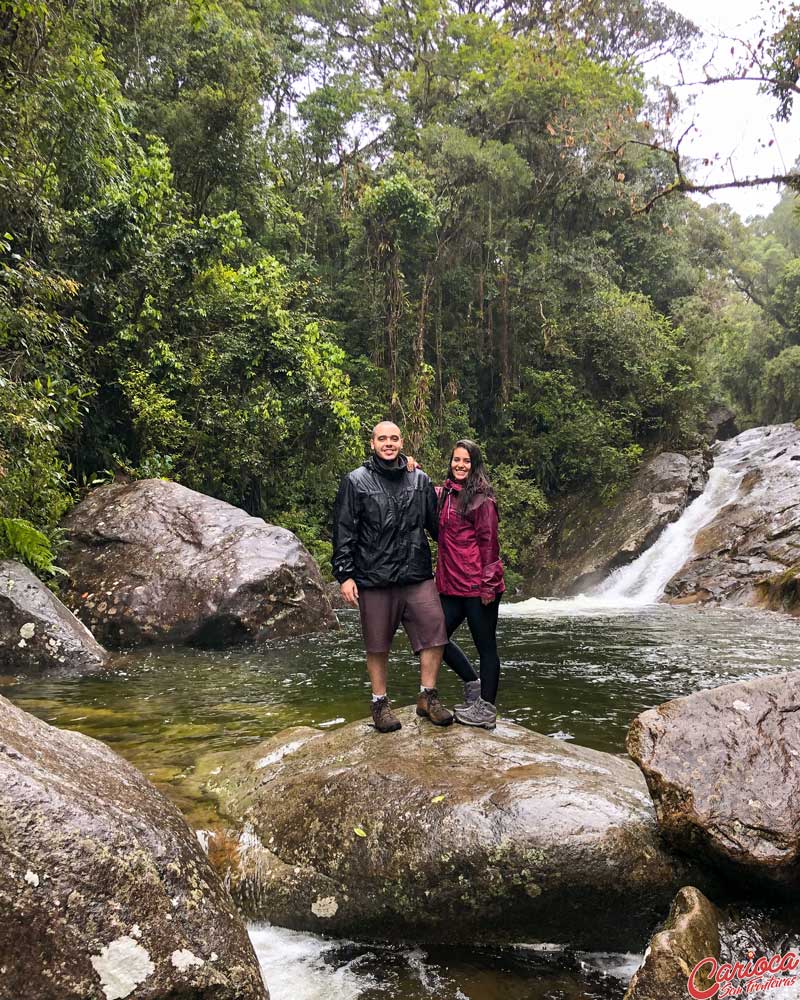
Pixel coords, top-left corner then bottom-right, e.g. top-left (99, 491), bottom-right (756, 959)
top-left (636, 171), bottom-right (799, 213)
top-left (675, 74), bottom-right (800, 96)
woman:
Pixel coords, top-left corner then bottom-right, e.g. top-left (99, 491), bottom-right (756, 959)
top-left (436, 439), bottom-right (505, 729)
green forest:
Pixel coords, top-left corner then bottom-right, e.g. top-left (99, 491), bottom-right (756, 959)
top-left (2, 0), bottom-right (800, 585)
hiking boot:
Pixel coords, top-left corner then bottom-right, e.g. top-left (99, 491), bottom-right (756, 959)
top-left (371, 696), bottom-right (401, 733)
top-left (455, 696), bottom-right (497, 730)
top-left (454, 678), bottom-right (481, 713)
top-left (416, 688), bottom-right (453, 726)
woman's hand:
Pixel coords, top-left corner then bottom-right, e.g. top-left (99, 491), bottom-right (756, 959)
top-left (406, 455), bottom-right (418, 472)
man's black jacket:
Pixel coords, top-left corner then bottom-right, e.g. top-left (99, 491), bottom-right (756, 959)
top-left (332, 455), bottom-right (439, 588)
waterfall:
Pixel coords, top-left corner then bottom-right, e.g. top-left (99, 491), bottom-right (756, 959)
top-left (501, 431), bottom-right (764, 617)
top-left (590, 464), bottom-right (741, 604)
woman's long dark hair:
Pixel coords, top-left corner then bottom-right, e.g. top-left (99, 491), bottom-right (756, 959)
top-left (439, 439), bottom-right (495, 514)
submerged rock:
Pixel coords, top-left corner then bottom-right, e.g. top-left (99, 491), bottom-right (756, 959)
top-left (201, 708), bottom-right (718, 950)
top-left (0, 693), bottom-right (268, 1000)
top-left (627, 671), bottom-right (800, 889)
top-left (0, 560), bottom-right (109, 675)
top-left (527, 450), bottom-right (710, 596)
top-left (59, 478), bottom-right (336, 647)
top-left (623, 887), bottom-right (720, 1000)
top-left (664, 423), bottom-right (800, 613)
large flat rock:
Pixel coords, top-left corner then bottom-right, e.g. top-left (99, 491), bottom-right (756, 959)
top-left (0, 560), bottom-right (109, 675)
top-left (0, 693), bottom-right (268, 1000)
top-left (627, 671), bottom-right (800, 889)
top-left (201, 708), bottom-right (719, 950)
top-left (59, 478), bottom-right (336, 647)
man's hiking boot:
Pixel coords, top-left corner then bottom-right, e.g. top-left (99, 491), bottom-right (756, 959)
top-left (454, 678), bottom-right (481, 713)
top-left (416, 688), bottom-right (454, 726)
top-left (455, 696), bottom-right (497, 730)
top-left (372, 696), bottom-right (402, 733)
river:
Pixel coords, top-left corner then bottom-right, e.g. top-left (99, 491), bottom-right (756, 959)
top-left (3, 604), bottom-right (799, 999)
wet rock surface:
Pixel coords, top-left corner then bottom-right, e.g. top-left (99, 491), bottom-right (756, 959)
top-left (59, 478), bottom-right (336, 647)
top-left (623, 887), bottom-right (720, 1000)
top-left (718, 903), bottom-right (800, 964)
top-left (0, 560), bottom-right (109, 675)
top-left (0, 692), bottom-right (268, 1000)
top-left (664, 424), bottom-right (800, 613)
top-left (627, 671), bottom-right (800, 888)
top-left (527, 450), bottom-right (710, 596)
top-left (201, 708), bottom-right (718, 950)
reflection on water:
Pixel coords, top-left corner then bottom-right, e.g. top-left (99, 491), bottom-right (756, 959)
top-left (3, 605), bottom-right (799, 823)
top-left (3, 604), bottom-right (799, 1000)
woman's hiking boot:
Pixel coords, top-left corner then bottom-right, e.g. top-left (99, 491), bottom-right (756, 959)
top-left (454, 678), bottom-right (481, 712)
top-left (455, 697), bottom-right (497, 730)
top-left (371, 696), bottom-right (402, 733)
top-left (416, 688), bottom-right (454, 726)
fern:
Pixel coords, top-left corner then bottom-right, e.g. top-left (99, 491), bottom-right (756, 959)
top-left (0, 518), bottom-right (66, 576)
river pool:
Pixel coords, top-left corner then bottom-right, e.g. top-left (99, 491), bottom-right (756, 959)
top-left (3, 604), bottom-right (799, 999)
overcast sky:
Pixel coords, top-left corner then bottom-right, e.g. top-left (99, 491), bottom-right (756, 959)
top-left (658, 0), bottom-right (799, 219)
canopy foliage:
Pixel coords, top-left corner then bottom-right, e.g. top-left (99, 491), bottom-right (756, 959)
top-left (1, 0), bottom-right (797, 581)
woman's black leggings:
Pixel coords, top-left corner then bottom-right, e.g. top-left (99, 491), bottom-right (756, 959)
top-left (440, 594), bottom-right (501, 705)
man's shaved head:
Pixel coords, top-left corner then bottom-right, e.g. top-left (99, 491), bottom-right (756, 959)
top-left (371, 420), bottom-right (402, 440)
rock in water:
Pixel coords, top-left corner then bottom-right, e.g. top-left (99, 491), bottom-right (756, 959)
top-left (664, 423), bottom-right (800, 613)
top-left (527, 450), bottom-right (710, 596)
top-left (0, 560), bottom-right (109, 675)
top-left (627, 672), bottom-right (800, 889)
top-left (59, 478), bottom-right (336, 647)
top-left (201, 708), bottom-right (718, 950)
top-left (624, 887), bottom-right (721, 1000)
top-left (0, 693), bottom-right (268, 1000)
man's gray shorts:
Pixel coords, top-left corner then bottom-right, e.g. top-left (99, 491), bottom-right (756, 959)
top-left (358, 578), bottom-right (448, 654)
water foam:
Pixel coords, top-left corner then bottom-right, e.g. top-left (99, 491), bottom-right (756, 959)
top-left (248, 925), bottom-right (372, 1000)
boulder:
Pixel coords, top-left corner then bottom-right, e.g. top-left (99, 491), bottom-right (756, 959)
top-left (0, 692), bottom-right (268, 1000)
top-left (0, 560), bottom-right (109, 675)
top-left (664, 424), bottom-right (800, 613)
top-left (627, 671), bottom-right (800, 889)
top-left (59, 478), bottom-right (336, 647)
top-left (702, 405), bottom-right (739, 443)
top-left (623, 887), bottom-right (720, 1000)
top-left (201, 708), bottom-right (718, 950)
top-left (526, 450), bottom-right (710, 596)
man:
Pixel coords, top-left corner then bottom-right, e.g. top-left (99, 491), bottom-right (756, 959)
top-left (333, 421), bottom-right (453, 732)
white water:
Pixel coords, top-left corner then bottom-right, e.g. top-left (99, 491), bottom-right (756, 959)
top-left (501, 433), bottom-right (757, 618)
top-left (248, 924), bottom-right (641, 1000)
top-left (249, 926), bottom-right (370, 1000)
top-left (591, 463), bottom-right (741, 604)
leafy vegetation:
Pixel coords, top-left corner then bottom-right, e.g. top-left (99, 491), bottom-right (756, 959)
top-left (1, 0), bottom-right (798, 583)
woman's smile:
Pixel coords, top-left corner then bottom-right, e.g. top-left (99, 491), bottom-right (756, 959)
top-left (451, 446), bottom-right (472, 481)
